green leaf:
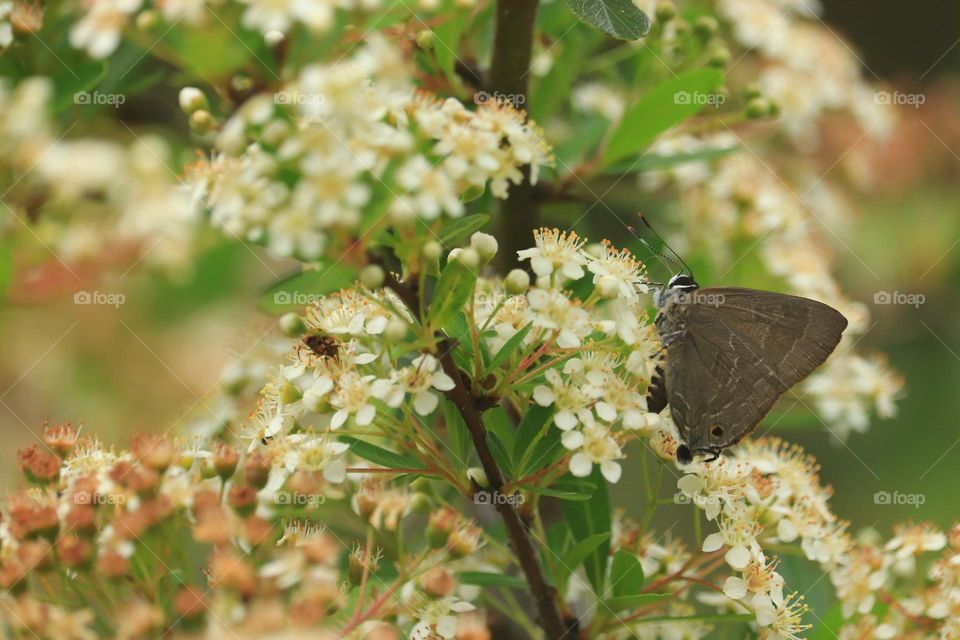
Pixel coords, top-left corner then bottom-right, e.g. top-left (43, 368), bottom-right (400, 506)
top-left (444, 311), bottom-right (476, 374)
top-left (484, 407), bottom-right (516, 456)
top-left (436, 213), bottom-right (490, 247)
top-left (520, 423), bottom-right (565, 477)
top-left (338, 437), bottom-right (427, 471)
top-left (258, 263), bottom-right (357, 313)
top-left (432, 5), bottom-right (468, 82)
top-left (520, 485), bottom-right (592, 501)
top-left (563, 0), bottom-right (651, 41)
top-left (602, 68), bottom-right (724, 167)
top-left (809, 603), bottom-right (845, 640)
top-left (443, 399), bottom-right (472, 466)
top-left (429, 259), bottom-right (478, 332)
top-left (610, 550), bottom-right (645, 596)
top-left (457, 571), bottom-right (526, 589)
top-left (165, 19), bottom-right (263, 79)
top-left (557, 469), bottom-right (611, 594)
top-left (601, 144), bottom-right (740, 175)
top-left (607, 593), bottom-right (671, 611)
top-left (485, 431), bottom-right (514, 478)
top-left (556, 533), bottom-right (611, 583)
top-left (52, 60), bottom-right (108, 112)
top-left (484, 323), bottom-right (532, 375)
top-left (512, 403), bottom-right (555, 474)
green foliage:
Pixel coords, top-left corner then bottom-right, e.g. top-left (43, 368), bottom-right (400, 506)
top-left (557, 468), bottom-right (612, 594)
top-left (563, 0), bottom-right (651, 40)
top-left (603, 68), bottom-right (724, 166)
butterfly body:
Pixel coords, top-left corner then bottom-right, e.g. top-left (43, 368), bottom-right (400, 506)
top-left (650, 274), bottom-right (848, 464)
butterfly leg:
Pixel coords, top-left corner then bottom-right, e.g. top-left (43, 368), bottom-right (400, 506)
top-left (703, 447), bottom-right (722, 463)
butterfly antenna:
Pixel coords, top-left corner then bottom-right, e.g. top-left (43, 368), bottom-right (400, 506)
top-left (626, 224), bottom-right (684, 277)
top-left (637, 213), bottom-right (694, 277)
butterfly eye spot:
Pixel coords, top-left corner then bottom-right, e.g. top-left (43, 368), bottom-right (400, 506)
top-left (711, 426), bottom-right (724, 437)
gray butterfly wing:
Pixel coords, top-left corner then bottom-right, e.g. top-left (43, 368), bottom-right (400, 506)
top-left (665, 288), bottom-right (847, 454)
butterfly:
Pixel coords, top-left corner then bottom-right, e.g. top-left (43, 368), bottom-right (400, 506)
top-left (634, 218), bottom-right (847, 464)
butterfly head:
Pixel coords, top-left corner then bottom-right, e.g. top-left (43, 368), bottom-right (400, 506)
top-left (667, 273), bottom-right (698, 291)
top-left (654, 273), bottom-right (699, 308)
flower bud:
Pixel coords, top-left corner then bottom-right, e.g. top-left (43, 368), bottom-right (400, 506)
top-left (279, 312), bottom-right (306, 336)
top-left (466, 467), bottom-right (489, 488)
top-left (389, 199), bottom-right (417, 226)
top-left (655, 1), bottom-right (677, 22)
top-left (505, 268), bottom-right (531, 294)
top-left (422, 240), bottom-right (443, 262)
top-left (745, 97), bottom-right (773, 119)
top-left (174, 586), bottom-right (207, 630)
top-left (228, 485), bottom-right (258, 517)
top-left (694, 16), bottom-right (719, 40)
top-left (469, 231), bottom-right (498, 263)
top-left (179, 87), bottom-right (208, 114)
top-left (708, 45), bottom-right (731, 68)
top-left (415, 30), bottom-right (435, 49)
top-left (213, 444), bottom-right (240, 480)
top-left (385, 317), bottom-right (408, 343)
top-left (135, 10), bottom-right (158, 30)
top-left (448, 247), bottom-right (480, 270)
top-left (359, 264), bottom-right (385, 289)
top-left (188, 109), bottom-right (215, 133)
top-left (421, 566), bottom-right (455, 597)
top-left (244, 451), bottom-right (271, 489)
top-left (426, 506), bottom-right (458, 549)
top-left (596, 275), bottom-right (620, 299)
top-left (743, 82), bottom-right (763, 100)
top-left (264, 30), bottom-right (285, 47)
top-left (410, 492), bottom-right (433, 513)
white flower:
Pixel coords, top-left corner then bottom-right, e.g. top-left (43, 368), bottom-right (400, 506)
top-left (410, 598), bottom-right (477, 640)
top-left (533, 369), bottom-right (591, 431)
top-left (379, 354), bottom-right (456, 416)
top-left (526, 288), bottom-right (591, 348)
top-left (517, 228), bottom-right (588, 281)
top-left (238, 0), bottom-right (333, 34)
top-left (586, 241), bottom-right (647, 301)
top-left (701, 504), bottom-right (762, 570)
top-left (563, 424), bottom-right (623, 483)
top-left (69, 0), bottom-right (141, 59)
top-left (330, 371), bottom-right (379, 428)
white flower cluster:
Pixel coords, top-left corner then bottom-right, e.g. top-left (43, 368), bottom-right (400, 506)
top-left (715, 0), bottom-right (894, 143)
top-left (189, 36), bottom-right (552, 260)
top-left (66, 0), bottom-right (477, 58)
top-left (0, 78), bottom-right (199, 272)
top-left (675, 438), bottom-right (836, 638)
top-left (676, 438), bottom-right (960, 639)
